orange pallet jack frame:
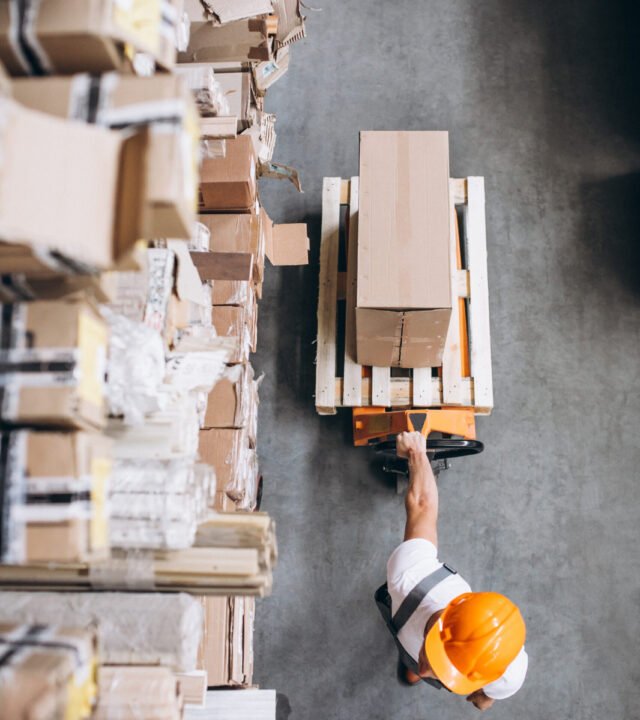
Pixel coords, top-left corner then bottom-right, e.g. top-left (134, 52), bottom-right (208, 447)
top-left (353, 407), bottom-right (476, 447)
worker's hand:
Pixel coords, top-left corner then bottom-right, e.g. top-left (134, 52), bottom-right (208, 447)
top-left (466, 690), bottom-right (495, 711)
top-left (396, 431), bottom-right (427, 460)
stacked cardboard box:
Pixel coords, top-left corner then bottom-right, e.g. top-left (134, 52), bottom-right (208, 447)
top-left (0, 2), bottom-right (310, 715)
top-left (0, 623), bottom-right (98, 720)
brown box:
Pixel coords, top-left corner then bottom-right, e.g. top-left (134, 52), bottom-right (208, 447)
top-left (267, 223), bottom-right (310, 265)
top-left (199, 427), bottom-right (256, 505)
top-left (13, 75), bottom-right (199, 240)
top-left (0, 98), bottom-right (145, 275)
top-left (0, 299), bottom-right (108, 430)
top-left (179, 16), bottom-right (272, 63)
top-left (21, 431), bottom-right (111, 563)
top-left (0, 624), bottom-right (97, 720)
top-left (198, 209), bottom-right (267, 282)
top-left (199, 135), bottom-right (257, 212)
top-left (204, 363), bottom-right (254, 430)
top-left (356, 131), bottom-right (452, 368)
top-left (199, 596), bottom-right (231, 685)
top-left (0, 0), bottom-right (175, 76)
top-left (212, 305), bottom-right (254, 363)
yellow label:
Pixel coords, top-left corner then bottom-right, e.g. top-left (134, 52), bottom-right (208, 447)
top-left (113, 0), bottom-right (162, 54)
top-left (64, 656), bottom-right (98, 720)
top-left (90, 457), bottom-right (111, 552)
top-left (77, 310), bottom-right (108, 411)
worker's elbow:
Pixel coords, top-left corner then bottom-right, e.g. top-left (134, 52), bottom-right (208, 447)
top-left (406, 492), bottom-right (432, 514)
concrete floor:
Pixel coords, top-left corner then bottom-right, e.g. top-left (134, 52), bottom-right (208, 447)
top-left (252, 2), bottom-right (640, 719)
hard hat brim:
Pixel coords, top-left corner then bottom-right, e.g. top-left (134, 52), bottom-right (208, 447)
top-left (424, 620), bottom-right (488, 696)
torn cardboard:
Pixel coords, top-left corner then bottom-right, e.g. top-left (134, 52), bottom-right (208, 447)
top-left (204, 0), bottom-right (274, 25)
top-left (179, 17), bottom-right (272, 63)
top-left (356, 131), bottom-right (452, 368)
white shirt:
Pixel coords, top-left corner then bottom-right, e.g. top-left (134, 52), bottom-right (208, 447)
top-left (387, 539), bottom-right (528, 700)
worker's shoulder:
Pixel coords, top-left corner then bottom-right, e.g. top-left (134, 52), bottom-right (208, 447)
top-left (387, 538), bottom-right (441, 585)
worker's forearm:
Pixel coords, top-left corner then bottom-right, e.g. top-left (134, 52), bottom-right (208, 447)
top-left (406, 450), bottom-right (438, 515)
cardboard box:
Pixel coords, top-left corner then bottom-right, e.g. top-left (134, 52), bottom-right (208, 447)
top-left (254, 46), bottom-right (289, 93)
top-left (13, 75), bottom-right (199, 240)
top-left (267, 223), bottom-right (309, 265)
top-left (179, 16), bottom-right (272, 63)
top-left (0, 97), bottom-right (144, 276)
top-left (198, 427), bottom-right (256, 505)
top-left (204, 363), bottom-right (254, 430)
top-left (198, 210), bottom-right (266, 282)
top-left (212, 305), bottom-right (253, 363)
top-left (215, 71), bottom-right (255, 130)
top-left (199, 596), bottom-right (230, 685)
top-left (0, 624), bottom-right (98, 720)
top-left (200, 0), bottom-right (274, 25)
top-left (272, 0), bottom-right (305, 47)
top-left (356, 131), bottom-right (452, 368)
top-left (0, 299), bottom-right (108, 430)
top-left (20, 431), bottom-right (111, 563)
top-left (199, 135), bottom-right (257, 212)
top-left (0, 0), bottom-right (175, 76)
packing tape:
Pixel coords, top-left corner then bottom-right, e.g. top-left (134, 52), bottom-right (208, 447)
top-left (88, 549), bottom-right (155, 590)
top-left (26, 475), bottom-right (93, 495)
top-left (21, 0), bottom-right (53, 74)
top-left (6, 0), bottom-right (30, 73)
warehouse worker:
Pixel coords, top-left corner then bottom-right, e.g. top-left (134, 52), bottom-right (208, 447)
top-left (375, 432), bottom-right (528, 711)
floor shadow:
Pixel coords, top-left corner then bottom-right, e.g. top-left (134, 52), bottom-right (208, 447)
top-left (579, 173), bottom-right (640, 298)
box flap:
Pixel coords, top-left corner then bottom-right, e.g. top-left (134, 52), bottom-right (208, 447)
top-left (206, 0), bottom-right (274, 25)
top-left (267, 223), bottom-right (309, 265)
top-left (259, 160), bottom-right (302, 192)
top-left (167, 240), bottom-right (208, 307)
top-left (271, 0), bottom-right (305, 45)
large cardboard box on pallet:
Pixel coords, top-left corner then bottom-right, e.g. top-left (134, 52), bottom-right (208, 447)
top-left (356, 131), bottom-right (452, 368)
top-left (0, 97), bottom-right (145, 275)
top-left (13, 75), bottom-right (199, 240)
top-left (0, 0), bottom-right (177, 76)
top-left (199, 135), bottom-right (257, 212)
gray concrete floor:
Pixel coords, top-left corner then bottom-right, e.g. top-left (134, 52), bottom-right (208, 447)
top-left (252, 2), bottom-right (640, 719)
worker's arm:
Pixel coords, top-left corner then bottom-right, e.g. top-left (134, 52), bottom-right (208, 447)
top-left (467, 690), bottom-right (495, 711)
top-left (397, 432), bottom-right (438, 545)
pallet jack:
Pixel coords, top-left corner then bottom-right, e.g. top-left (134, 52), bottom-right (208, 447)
top-left (351, 219), bottom-right (484, 484)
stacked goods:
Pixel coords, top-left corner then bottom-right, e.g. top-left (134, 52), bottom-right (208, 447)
top-left (0, 623), bottom-right (98, 720)
top-left (0, 2), bottom-right (308, 716)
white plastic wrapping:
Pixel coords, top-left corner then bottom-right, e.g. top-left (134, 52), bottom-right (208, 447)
top-left (189, 222), bottom-right (211, 252)
top-left (102, 307), bottom-right (167, 425)
top-left (0, 592), bottom-right (203, 671)
top-left (174, 65), bottom-right (230, 116)
top-left (95, 666), bottom-right (182, 720)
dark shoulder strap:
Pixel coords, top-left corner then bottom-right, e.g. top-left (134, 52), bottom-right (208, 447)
top-left (391, 564), bottom-right (456, 632)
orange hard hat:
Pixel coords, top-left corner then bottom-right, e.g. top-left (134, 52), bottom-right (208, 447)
top-left (424, 592), bottom-right (526, 695)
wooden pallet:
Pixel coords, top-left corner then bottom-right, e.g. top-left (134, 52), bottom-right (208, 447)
top-left (315, 176), bottom-right (493, 415)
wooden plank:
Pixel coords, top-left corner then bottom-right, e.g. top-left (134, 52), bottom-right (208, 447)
top-left (342, 176), bottom-right (363, 406)
top-left (315, 178), bottom-right (342, 414)
top-left (191, 251), bottom-right (253, 281)
top-left (441, 196), bottom-right (464, 405)
top-left (340, 179), bottom-right (350, 205)
top-left (371, 366), bottom-right (391, 407)
top-left (335, 377), bottom-right (442, 408)
top-left (465, 177), bottom-right (494, 410)
top-left (450, 177), bottom-right (467, 205)
top-left (412, 367), bottom-right (434, 407)
top-left (455, 269), bottom-right (470, 298)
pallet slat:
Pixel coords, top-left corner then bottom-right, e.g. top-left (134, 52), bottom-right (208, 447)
top-left (412, 367), bottom-right (434, 407)
top-left (342, 176), bottom-right (363, 406)
top-left (465, 177), bottom-right (493, 409)
top-left (371, 367), bottom-right (391, 406)
top-left (442, 190), bottom-right (464, 405)
top-left (315, 178), bottom-right (342, 414)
